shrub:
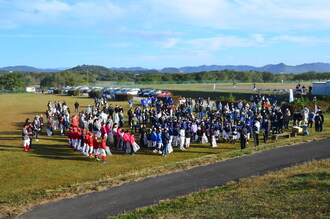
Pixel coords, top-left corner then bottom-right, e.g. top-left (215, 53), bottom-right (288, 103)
top-left (89, 90), bottom-right (102, 98)
top-left (67, 89), bottom-right (80, 96)
top-left (227, 93), bottom-right (235, 102)
top-left (53, 89), bottom-right (63, 94)
top-left (115, 94), bottom-right (133, 101)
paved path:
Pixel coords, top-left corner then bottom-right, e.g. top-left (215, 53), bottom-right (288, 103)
top-left (21, 138), bottom-right (330, 219)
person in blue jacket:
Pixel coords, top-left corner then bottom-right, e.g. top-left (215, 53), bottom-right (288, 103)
top-left (151, 128), bottom-right (157, 151)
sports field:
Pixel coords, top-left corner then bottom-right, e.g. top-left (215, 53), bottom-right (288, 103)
top-left (0, 92), bottom-right (328, 217)
top-left (95, 82), bottom-right (311, 93)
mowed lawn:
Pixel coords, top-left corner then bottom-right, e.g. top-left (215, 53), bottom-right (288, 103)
top-left (116, 159), bottom-right (330, 219)
top-left (0, 93), bottom-right (251, 215)
top-left (0, 93), bottom-right (328, 216)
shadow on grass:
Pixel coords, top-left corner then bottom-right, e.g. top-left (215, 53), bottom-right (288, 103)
top-left (30, 140), bottom-right (92, 161)
top-left (0, 130), bottom-right (22, 136)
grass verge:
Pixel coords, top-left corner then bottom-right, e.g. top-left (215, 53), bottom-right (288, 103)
top-left (115, 158), bottom-right (330, 219)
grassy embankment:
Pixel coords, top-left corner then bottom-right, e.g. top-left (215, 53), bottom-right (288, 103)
top-left (0, 92), bottom-right (327, 217)
top-left (116, 159), bottom-right (330, 218)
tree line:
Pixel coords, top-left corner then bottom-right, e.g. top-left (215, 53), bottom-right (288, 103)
top-left (1, 66), bottom-right (330, 91)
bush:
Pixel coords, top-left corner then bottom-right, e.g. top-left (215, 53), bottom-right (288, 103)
top-left (53, 89), bottom-right (63, 94)
top-left (115, 94), bottom-right (133, 101)
top-left (89, 90), bottom-right (102, 98)
top-left (67, 89), bottom-right (80, 96)
top-left (217, 93), bottom-right (236, 102)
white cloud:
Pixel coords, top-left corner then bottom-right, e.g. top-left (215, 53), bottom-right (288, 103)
top-left (1, 0), bottom-right (329, 32)
top-left (152, 0), bottom-right (330, 31)
top-left (0, 0), bottom-right (124, 29)
top-left (270, 35), bottom-right (330, 44)
top-left (0, 34), bottom-right (98, 38)
top-left (163, 38), bottom-right (181, 48)
top-left (183, 35), bottom-right (260, 51)
top-left (250, 34), bottom-right (265, 43)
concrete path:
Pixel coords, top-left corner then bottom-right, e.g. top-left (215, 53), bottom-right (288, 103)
top-left (21, 138), bottom-right (330, 219)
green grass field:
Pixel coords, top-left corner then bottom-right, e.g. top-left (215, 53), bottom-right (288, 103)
top-left (95, 82), bottom-right (310, 93)
top-left (116, 159), bottom-right (330, 219)
top-left (0, 92), bottom-right (328, 217)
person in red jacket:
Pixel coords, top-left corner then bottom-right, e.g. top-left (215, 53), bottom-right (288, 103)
top-left (100, 135), bottom-right (108, 163)
top-left (71, 115), bottom-right (79, 127)
top-left (129, 132), bottom-right (136, 155)
top-left (93, 135), bottom-right (100, 161)
top-left (88, 132), bottom-right (94, 157)
top-left (123, 130), bottom-right (131, 154)
top-left (82, 130), bottom-right (90, 156)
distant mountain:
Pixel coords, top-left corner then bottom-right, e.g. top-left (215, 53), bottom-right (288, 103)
top-left (160, 67), bottom-right (182, 73)
top-left (178, 65), bottom-right (257, 73)
top-left (69, 64), bottom-right (109, 72)
top-left (258, 63), bottom-right (330, 74)
top-left (0, 65), bottom-right (68, 72)
top-left (171, 63), bottom-right (330, 74)
top-left (2, 62), bottom-right (330, 74)
top-left (109, 67), bottom-right (150, 71)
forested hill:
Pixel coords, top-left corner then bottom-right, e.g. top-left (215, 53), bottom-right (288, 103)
top-left (2, 62), bottom-right (330, 74)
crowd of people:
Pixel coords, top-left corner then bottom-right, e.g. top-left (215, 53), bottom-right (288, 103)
top-left (22, 94), bottom-right (325, 161)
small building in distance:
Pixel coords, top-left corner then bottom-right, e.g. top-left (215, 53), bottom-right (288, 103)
top-left (26, 87), bottom-right (36, 93)
top-left (312, 80), bottom-right (330, 96)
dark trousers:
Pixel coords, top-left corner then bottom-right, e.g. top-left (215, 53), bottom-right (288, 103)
top-left (254, 133), bottom-right (259, 147)
top-left (240, 137), bottom-right (246, 149)
top-left (263, 130), bottom-right (268, 143)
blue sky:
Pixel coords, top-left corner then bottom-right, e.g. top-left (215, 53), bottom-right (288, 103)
top-left (0, 0), bottom-right (329, 69)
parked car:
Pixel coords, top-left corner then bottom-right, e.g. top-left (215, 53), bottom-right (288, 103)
top-left (156, 90), bottom-right (172, 97)
top-left (48, 87), bottom-right (56, 94)
top-left (126, 88), bottom-right (140, 95)
top-left (142, 89), bottom-right (156, 97)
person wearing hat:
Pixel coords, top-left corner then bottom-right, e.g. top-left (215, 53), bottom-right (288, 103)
top-left (162, 128), bottom-right (170, 156)
top-left (100, 135), bottom-right (108, 163)
top-left (22, 124), bottom-right (30, 152)
top-left (87, 132), bottom-right (94, 157)
top-left (179, 126), bottom-right (186, 151)
top-left (155, 129), bottom-right (163, 154)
